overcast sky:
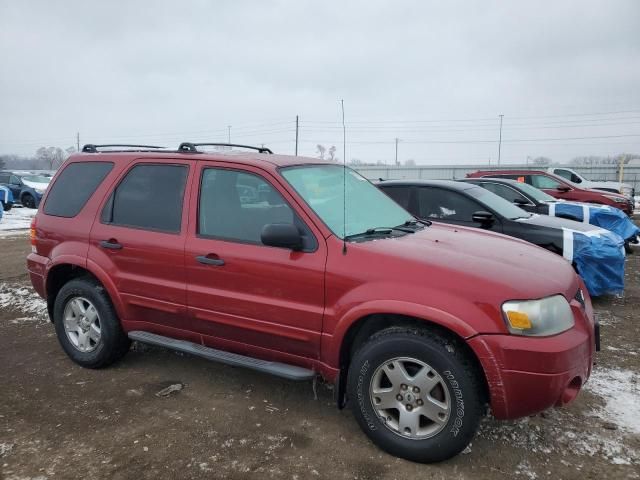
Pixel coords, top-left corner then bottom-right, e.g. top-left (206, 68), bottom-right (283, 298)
top-left (1, 0), bottom-right (639, 164)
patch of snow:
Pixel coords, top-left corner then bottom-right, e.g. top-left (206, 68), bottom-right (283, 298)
top-left (515, 460), bottom-right (538, 479)
top-left (586, 367), bottom-right (640, 435)
top-left (0, 283), bottom-right (48, 321)
top-left (0, 206), bottom-right (36, 236)
top-left (479, 410), bottom-right (638, 467)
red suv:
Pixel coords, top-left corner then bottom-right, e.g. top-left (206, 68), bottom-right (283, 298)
top-left (28, 144), bottom-right (597, 463)
top-left (467, 169), bottom-right (633, 215)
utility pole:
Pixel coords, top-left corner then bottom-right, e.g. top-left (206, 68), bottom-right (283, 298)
top-left (497, 114), bottom-right (504, 166)
top-left (341, 100), bottom-right (346, 164)
top-left (227, 125), bottom-right (231, 143)
top-left (295, 115), bottom-right (299, 156)
top-left (76, 132), bottom-right (80, 151)
top-left (395, 138), bottom-right (399, 166)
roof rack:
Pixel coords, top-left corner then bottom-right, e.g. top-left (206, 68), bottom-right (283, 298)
top-left (178, 142), bottom-right (273, 154)
top-left (82, 144), bottom-right (166, 153)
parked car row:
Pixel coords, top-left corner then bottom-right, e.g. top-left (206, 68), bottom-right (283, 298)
top-left (27, 144), bottom-right (602, 464)
top-left (467, 169), bottom-right (634, 215)
top-left (546, 166), bottom-right (634, 198)
top-left (462, 177), bottom-right (639, 252)
top-left (0, 171), bottom-right (51, 209)
top-left (377, 179), bottom-right (629, 297)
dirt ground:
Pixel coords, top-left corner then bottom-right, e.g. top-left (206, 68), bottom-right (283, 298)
top-left (1, 233), bottom-right (639, 480)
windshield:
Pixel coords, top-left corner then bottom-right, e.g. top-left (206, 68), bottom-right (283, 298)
top-left (22, 175), bottom-right (51, 183)
top-left (281, 165), bottom-right (413, 238)
top-left (511, 181), bottom-right (557, 203)
top-left (466, 186), bottom-right (531, 219)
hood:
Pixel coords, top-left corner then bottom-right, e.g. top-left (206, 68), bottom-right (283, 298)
top-left (351, 222), bottom-right (579, 300)
top-left (584, 187), bottom-right (627, 200)
top-left (515, 213), bottom-right (598, 232)
top-left (22, 180), bottom-right (49, 190)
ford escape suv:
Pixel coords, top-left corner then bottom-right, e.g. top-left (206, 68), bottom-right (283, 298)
top-left (28, 143), bottom-right (597, 463)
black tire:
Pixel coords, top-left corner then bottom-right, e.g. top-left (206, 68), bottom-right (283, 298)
top-left (53, 278), bottom-right (130, 368)
top-left (624, 242), bottom-right (633, 254)
top-left (21, 193), bottom-right (36, 209)
top-left (347, 327), bottom-right (484, 463)
top-left (2, 201), bottom-right (11, 212)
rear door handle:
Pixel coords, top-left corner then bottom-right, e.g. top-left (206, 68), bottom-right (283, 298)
top-left (196, 255), bottom-right (225, 266)
top-left (99, 239), bottom-right (122, 250)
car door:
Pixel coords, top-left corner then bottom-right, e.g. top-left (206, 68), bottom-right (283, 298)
top-left (415, 186), bottom-right (503, 232)
top-left (479, 182), bottom-right (538, 213)
top-left (185, 162), bottom-right (326, 363)
top-left (8, 175), bottom-right (23, 199)
top-left (89, 160), bottom-right (194, 336)
top-left (528, 174), bottom-right (576, 200)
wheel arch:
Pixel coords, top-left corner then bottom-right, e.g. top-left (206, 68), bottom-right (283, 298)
top-left (45, 261), bottom-right (123, 322)
top-left (333, 311), bottom-right (489, 410)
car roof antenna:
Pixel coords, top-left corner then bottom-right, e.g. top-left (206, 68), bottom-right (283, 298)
top-left (341, 99), bottom-right (347, 255)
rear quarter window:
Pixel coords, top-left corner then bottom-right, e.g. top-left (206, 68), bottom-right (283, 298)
top-left (44, 162), bottom-right (114, 217)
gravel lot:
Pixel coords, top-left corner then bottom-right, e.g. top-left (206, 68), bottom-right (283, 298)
top-left (1, 231), bottom-right (639, 480)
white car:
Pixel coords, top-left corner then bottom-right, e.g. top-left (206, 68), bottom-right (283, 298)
top-left (547, 167), bottom-right (634, 199)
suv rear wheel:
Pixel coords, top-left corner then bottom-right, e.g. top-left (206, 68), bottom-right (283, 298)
top-left (53, 278), bottom-right (130, 368)
top-left (347, 327), bottom-right (484, 463)
top-left (21, 193), bottom-right (36, 209)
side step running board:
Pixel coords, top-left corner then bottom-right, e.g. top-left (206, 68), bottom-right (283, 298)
top-left (128, 331), bottom-right (315, 381)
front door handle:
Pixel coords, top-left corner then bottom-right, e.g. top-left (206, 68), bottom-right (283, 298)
top-left (196, 255), bottom-right (225, 266)
top-left (99, 239), bottom-right (122, 250)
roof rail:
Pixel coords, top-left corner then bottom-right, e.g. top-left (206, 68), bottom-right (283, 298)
top-left (178, 142), bottom-right (273, 154)
top-left (82, 144), bottom-right (166, 153)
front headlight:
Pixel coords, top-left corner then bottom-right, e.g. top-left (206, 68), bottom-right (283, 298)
top-left (603, 194), bottom-right (627, 203)
top-left (34, 188), bottom-right (45, 194)
top-left (502, 295), bottom-right (574, 336)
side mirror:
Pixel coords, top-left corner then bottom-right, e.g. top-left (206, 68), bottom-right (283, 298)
top-left (557, 186), bottom-right (570, 192)
top-left (472, 210), bottom-right (495, 226)
top-left (261, 223), bottom-right (303, 250)
top-left (513, 198), bottom-right (528, 205)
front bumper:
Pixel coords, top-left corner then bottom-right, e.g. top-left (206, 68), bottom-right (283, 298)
top-left (468, 299), bottom-right (596, 420)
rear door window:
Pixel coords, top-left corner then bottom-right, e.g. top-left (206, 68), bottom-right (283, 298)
top-left (480, 182), bottom-right (530, 204)
top-left (417, 187), bottom-right (480, 222)
top-left (102, 164), bottom-right (188, 233)
top-left (530, 174), bottom-right (565, 189)
top-left (44, 162), bottom-right (113, 217)
top-left (381, 186), bottom-right (412, 209)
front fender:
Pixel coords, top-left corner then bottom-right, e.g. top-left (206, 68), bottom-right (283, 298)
top-left (322, 298), bottom-right (481, 369)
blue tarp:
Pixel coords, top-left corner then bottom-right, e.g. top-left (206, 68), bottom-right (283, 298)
top-left (0, 186), bottom-right (11, 222)
top-left (0, 186), bottom-right (11, 205)
top-left (549, 201), bottom-right (640, 242)
top-left (562, 228), bottom-right (625, 296)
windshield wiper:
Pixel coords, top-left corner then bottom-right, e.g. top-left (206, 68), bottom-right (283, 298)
top-left (403, 218), bottom-right (431, 227)
top-left (345, 226), bottom-right (414, 240)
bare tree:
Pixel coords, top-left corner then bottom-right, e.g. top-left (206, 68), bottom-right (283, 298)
top-left (316, 144), bottom-right (326, 159)
top-left (36, 146), bottom-right (65, 169)
top-left (327, 145), bottom-right (338, 162)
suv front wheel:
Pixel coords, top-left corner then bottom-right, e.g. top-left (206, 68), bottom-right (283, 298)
top-left (53, 278), bottom-right (130, 368)
top-left (347, 327), bottom-right (484, 463)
